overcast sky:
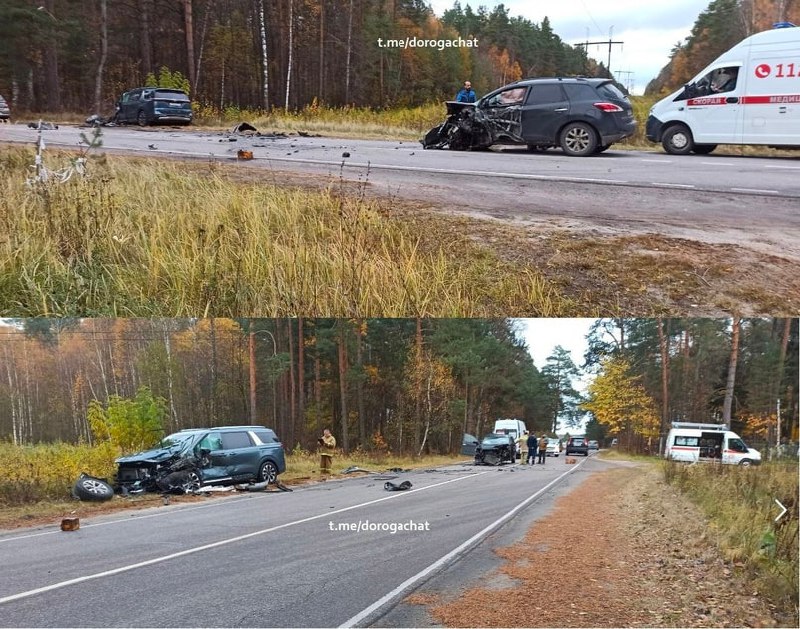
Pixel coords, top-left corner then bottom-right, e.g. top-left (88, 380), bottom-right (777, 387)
top-left (516, 318), bottom-right (595, 394)
top-left (427, 0), bottom-right (712, 94)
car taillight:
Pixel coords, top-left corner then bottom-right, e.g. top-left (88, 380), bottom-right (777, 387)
top-left (593, 102), bottom-right (624, 112)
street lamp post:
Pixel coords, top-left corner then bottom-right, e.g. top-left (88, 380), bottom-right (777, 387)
top-left (249, 329), bottom-right (277, 424)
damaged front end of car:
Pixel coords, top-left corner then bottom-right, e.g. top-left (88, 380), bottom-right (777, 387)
top-left (474, 434), bottom-right (516, 466)
top-left (115, 437), bottom-right (206, 495)
top-left (421, 101), bottom-right (524, 151)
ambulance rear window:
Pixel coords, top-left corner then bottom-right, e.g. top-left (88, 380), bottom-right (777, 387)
top-left (675, 436), bottom-right (699, 446)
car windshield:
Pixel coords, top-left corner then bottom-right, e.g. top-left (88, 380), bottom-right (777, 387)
top-left (482, 434), bottom-right (509, 445)
top-left (160, 432), bottom-right (199, 449)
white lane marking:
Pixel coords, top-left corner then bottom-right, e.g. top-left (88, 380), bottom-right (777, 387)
top-left (765, 165), bottom-right (800, 170)
top-left (730, 187), bottom-right (779, 195)
top-left (700, 161), bottom-right (736, 166)
top-left (340, 456), bottom-right (590, 628)
top-left (650, 182), bottom-right (696, 188)
top-left (0, 494), bottom-right (259, 544)
top-left (0, 471), bottom-right (487, 605)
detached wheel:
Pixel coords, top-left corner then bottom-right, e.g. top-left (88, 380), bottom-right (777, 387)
top-left (560, 122), bottom-right (597, 156)
top-left (73, 474), bottom-right (114, 502)
top-left (258, 460), bottom-right (278, 484)
top-left (692, 143), bottom-right (717, 155)
top-left (137, 110), bottom-right (148, 127)
top-left (661, 124), bottom-right (693, 155)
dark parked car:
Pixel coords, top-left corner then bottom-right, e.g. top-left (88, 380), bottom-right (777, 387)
top-left (0, 94), bottom-right (10, 122)
top-left (566, 435), bottom-right (590, 456)
top-left (115, 425), bottom-right (285, 493)
top-left (422, 77), bottom-right (636, 156)
top-left (462, 433), bottom-right (516, 465)
top-left (114, 87), bottom-right (193, 126)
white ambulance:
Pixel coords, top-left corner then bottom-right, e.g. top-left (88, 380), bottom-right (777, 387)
top-left (663, 422), bottom-right (761, 466)
top-left (646, 22), bottom-right (800, 154)
top-left (493, 418), bottom-right (528, 458)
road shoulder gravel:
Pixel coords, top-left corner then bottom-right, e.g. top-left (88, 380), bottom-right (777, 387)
top-left (379, 457), bottom-right (781, 628)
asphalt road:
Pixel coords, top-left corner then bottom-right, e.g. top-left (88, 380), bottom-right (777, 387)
top-left (0, 456), bottom-right (595, 628)
top-left (2, 123), bottom-right (799, 259)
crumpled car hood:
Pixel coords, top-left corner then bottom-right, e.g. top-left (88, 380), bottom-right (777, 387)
top-left (421, 101), bottom-right (521, 151)
top-left (116, 445), bottom-right (184, 465)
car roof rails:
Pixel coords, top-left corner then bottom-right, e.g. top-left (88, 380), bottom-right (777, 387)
top-left (671, 422), bottom-right (728, 431)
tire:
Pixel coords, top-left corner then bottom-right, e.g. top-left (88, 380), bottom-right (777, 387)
top-left (594, 144), bottom-right (611, 154)
top-left (692, 144), bottom-right (717, 155)
top-left (661, 124), bottom-right (694, 155)
top-left (739, 459), bottom-right (753, 467)
top-left (258, 460), bottom-right (278, 484)
top-left (559, 122), bottom-right (597, 157)
top-left (180, 471), bottom-right (202, 493)
top-left (137, 110), bottom-right (148, 127)
top-left (73, 474), bottom-right (114, 501)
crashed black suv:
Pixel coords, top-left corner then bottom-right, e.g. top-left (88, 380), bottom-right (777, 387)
top-left (462, 433), bottom-right (516, 466)
top-left (115, 425), bottom-right (286, 493)
top-left (423, 77), bottom-right (636, 156)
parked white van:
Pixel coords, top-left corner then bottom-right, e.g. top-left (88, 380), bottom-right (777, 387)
top-left (663, 422), bottom-right (761, 466)
top-left (494, 419), bottom-right (528, 456)
top-left (646, 22), bottom-right (800, 154)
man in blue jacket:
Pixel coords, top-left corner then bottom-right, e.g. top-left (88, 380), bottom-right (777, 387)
top-left (526, 431), bottom-right (538, 465)
top-left (455, 81), bottom-right (476, 103)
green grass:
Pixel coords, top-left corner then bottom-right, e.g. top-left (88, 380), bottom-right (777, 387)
top-left (0, 147), bottom-right (569, 317)
top-left (663, 459), bottom-right (799, 617)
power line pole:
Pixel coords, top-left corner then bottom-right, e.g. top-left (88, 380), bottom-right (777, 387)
top-left (616, 70), bottom-right (635, 92)
top-left (574, 26), bottom-right (623, 73)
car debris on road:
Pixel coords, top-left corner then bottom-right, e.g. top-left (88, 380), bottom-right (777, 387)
top-left (384, 480), bottom-right (413, 491)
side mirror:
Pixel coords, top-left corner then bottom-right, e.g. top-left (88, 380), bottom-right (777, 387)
top-left (200, 448), bottom-right (211, 457)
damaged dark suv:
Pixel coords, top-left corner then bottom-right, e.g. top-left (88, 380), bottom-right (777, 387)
top-left (115, 425), bottom-right (286, 493)
top-left (423, 77), bottom-right (636, 156)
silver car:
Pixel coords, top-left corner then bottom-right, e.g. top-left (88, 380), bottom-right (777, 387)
top-left (0, 94), bottom-right (10, 121)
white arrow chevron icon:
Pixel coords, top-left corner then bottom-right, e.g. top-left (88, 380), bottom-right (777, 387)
top-left (774, 498), bottom-right (788, 523)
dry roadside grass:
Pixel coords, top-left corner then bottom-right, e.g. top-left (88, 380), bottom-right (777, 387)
top-left (415, 465), bottom-right (789, 628)
top-left (199, 161), bottom-right (800, 316)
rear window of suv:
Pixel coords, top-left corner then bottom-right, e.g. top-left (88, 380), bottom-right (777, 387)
top-left (595, 82), bottom-right (627, 101)
top-left (154, 90), bottom-right (189, 101)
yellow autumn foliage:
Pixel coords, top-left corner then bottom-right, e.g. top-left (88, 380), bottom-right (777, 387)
top-left (583, 356), bottom-right (660, 439)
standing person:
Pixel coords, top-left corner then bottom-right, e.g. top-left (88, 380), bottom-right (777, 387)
top-left (455, 80), bottom-right (476, 103)
top-left (537, 434), bottom-right (548, 465)
top-left (318, 428), bottom-right (336, 476)
top-left (516, 431), bottom-right (529, 464)
top-left (527, 430), bottom-right (538, 465)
